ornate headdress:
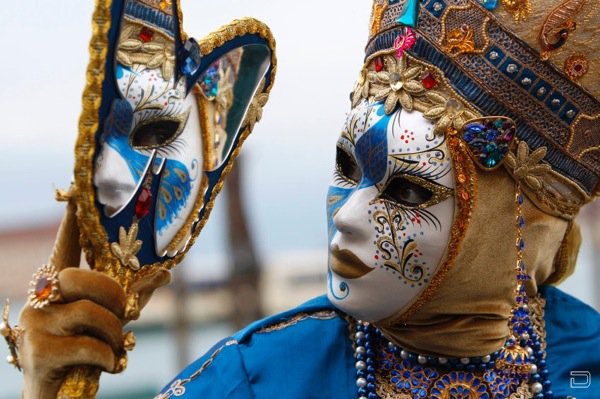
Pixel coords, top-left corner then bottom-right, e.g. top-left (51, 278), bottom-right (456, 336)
top-left (340, 1), bottom-right (598, 398)
top-left (365, 0), bottom-right (599, 219)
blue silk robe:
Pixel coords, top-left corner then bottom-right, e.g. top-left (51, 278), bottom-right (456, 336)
top-left (156, 286), bottom-right (600, 398)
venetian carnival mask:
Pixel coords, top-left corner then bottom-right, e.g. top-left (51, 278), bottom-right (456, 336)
top-left (74, 0), bottom-right (276, 274)
top-left (327, 100), bottom-right (455, 322)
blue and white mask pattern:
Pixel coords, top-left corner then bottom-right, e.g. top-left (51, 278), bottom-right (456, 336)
top-left (327, 100), bottom-right (456, 322)
top-left (94, 18), bottom-right (203, 258)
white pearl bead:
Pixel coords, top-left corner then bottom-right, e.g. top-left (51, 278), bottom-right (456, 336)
top-left (526, 347), bottom-right (534, 357)
top-left (460, 358), bottom-right (470, 365)
top-left (359, 397), bottom-right (368, 399)
top-left (531, 382), bottom-right (543, 394)
top-left (400, 350), bottom-right (409, 360)
top-left (529, 364), bottom-right (538, 374)
top-left (438, 357), bottom-right (448, 365)
top-left (355, 361), bottom-right (366, 371)
top-left (521, 332), bottom-right (530, 341)
top-left (482, 355), bottom-right (491, 363)
top-left (418, 355), bottom-right (427, 365)
top-left (356, 377), bottom-right (367, 388)
top-left (355, 331), bottom-right (365, 340)
top-left (356, 346), bottom-right (366, 355)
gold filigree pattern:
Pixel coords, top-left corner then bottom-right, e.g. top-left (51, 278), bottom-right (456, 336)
top-left (505, 141), bottom-right (552, 191)
top-left (440, 5), bottom-right (491, 56)
top-left (370, 0), bottom-right (388, 38)
top-left (502, 0), bottom-right (533, 22)
top-left (529, 294), bottom-right (548, 353)
top-left (154, 340), bottom-right (238, 399)
top-left (110, 223), bottom-right (143, 271)
top-left (444, 25), bottom-right (477, 55)
top-left (256, 311), bottom-right (338, 334)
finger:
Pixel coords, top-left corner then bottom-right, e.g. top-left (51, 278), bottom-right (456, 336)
top-left (58, 269), bottom-right (126, 319)
top-left (44, 300), bottom-right (125, 354)
top-left (22, 332), bottom-right (117, 373)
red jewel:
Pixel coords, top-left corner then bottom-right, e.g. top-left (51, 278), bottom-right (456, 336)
top-left (374, 57), bottom-right (384, 72)
top-left (135, 187), bottom-right (153, 219)
top-left (421, 71), bottom-right (438, 90)
top-left (35, 277), bottom-right (52, 301)
top-left (138, 27), bottom-right (154, 43)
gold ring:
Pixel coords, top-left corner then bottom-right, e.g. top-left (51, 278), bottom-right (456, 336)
top-left (28, 264), bottom-right (62, 309)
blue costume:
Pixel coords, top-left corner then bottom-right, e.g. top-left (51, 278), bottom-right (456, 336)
top-left (157, 286), bottom-right (600, 399)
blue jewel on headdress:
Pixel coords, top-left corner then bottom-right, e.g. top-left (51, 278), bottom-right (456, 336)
top-left (397, 0), bottom-right (420, 28)
top-left (179, 38), bottom-right (202, 76)
top-left (462, 117), bottom-right (516, 171)
top-left (477, 0), bottom-right (499, 10)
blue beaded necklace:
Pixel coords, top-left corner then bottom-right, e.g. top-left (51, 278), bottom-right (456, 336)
top-left (353, 184), bottom-right (554, 399)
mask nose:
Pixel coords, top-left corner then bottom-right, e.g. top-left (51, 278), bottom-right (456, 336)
top-left (332, 188), bottom-right (375, 239)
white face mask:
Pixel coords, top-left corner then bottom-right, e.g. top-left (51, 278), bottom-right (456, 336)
top-left (94, 19), bottom-right (205, 258)
top-left (327, 100), bottom-right (456, 322)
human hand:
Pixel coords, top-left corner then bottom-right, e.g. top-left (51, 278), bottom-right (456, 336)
top-left (15, 266), bottom-right (170, 399)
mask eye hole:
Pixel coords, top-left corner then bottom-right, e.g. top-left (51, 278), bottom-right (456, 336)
top-left (130, 111), bottom-right (190, 150)
top-left (131, 119), bottom-right (182, 149)
top-left (336, 146), bottom-right (362, 184)
top-left (380, 174), bottom-right (453, 209)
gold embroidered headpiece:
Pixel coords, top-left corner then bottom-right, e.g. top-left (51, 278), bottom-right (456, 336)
top-left (363, 0), bottom-right (600, 219)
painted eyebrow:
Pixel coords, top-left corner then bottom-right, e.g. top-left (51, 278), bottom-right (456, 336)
top-left (389, 154), bottom-right (452, 181)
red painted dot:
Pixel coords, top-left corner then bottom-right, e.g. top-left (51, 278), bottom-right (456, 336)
top-left (374, 255), bottom-right (379, 260)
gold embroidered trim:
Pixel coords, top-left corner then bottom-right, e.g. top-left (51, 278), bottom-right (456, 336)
top-left (154, 340), bottom-right (238, 399)
top-left (75, 17), bottom-right (277, 288)
top-left (256, 311), bottom-right (338, 334)
top-left (529, 294), bottom-right (547, 353)
top-left (504, 141), bottom-right (590, 219)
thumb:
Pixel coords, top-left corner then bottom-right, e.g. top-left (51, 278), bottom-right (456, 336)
top-left (130, 267), bottom-right (171, 311)
top-left (48, 187), bottom-right (81, 271)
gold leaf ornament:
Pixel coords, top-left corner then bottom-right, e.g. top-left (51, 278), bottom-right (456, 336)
top-left (242, 80), bottom-right (269, 131)
top-left (505, 141), bottom-right (552, 190)
top-left (425, 96), bottom-right (478, 135)
top-left (110, 223), bottom-right (143, 271)
top-left (368, 55), bottom-right (425, 114)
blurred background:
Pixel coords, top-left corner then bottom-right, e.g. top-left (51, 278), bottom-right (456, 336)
top-left (0, 1), bottom-right (598, 397)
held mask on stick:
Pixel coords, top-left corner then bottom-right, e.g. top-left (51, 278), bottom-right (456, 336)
top-left (75, 0), bottom-right (276, 278)
top-left (63, 0), bottom-right (276, 396)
